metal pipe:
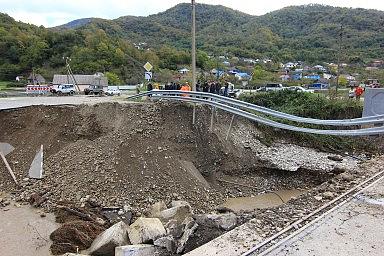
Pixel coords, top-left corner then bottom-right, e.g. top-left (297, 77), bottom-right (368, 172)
top-left (191, 1), bottom-right (197, 125)
top-left (226, 115), bottom-right (235, 140)
top-left (191, 0), bottom-right (196, 92)
top-left (210, 106), bottom-right (214, 132)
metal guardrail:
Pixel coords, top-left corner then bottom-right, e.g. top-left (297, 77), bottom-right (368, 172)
top-left (127, 91), bottom-right (384, 136)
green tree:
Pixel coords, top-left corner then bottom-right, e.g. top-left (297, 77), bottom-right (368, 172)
top-left (339, 76), bottom-right (348, 87)
top-left (106, 72), bottom-right (121, 85)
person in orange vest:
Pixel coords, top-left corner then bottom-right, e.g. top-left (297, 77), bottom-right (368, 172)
top-left (180, 82), bottom-right (191, 97)
top-left (354, 85), bottom-right (364, 101)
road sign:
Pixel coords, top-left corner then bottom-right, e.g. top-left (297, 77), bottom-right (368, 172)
top-left (145, 72), bottom-right (152, 81)
top-left (143, 62), bottom-right (153, 72)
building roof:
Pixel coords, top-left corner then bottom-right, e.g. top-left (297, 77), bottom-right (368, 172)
top-left (53, 74), bottom-right (108, 86)
top-left (27, 73), bottom-right (46, 84)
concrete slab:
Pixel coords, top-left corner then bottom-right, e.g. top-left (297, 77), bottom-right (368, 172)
top-left (184, 219), bottom-right (264, 256)
top-left (266, 178), bottom-right (384, 256)
top-left (179, 160), bottom-right (210, 189)
top-left (28, 145), bottom-right (44, 179)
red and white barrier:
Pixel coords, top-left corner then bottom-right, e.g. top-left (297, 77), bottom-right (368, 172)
top-left (26, 85), bottom-right (51, 94)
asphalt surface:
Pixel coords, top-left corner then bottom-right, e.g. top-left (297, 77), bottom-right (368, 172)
top-left (267, 177), bottom-right (384, 256)
top-left (0, 95), bottom-right (127, 110)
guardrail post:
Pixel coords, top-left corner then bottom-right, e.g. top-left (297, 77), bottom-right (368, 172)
top-left (193, 104), bottom-right (196, 125)
top-left (210, 106), bottom-right (215, 132)
top-left (226, 115), bottom-right (235, 140)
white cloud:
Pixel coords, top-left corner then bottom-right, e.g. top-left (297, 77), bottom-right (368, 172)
top-left (1, 0), bottom-right (383, 27)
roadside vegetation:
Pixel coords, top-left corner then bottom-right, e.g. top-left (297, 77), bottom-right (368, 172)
top-left (239, 91), bottom-right (380, 153)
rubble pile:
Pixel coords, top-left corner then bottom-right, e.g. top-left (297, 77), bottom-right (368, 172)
top-left (0, 102), bottom-right (379, 255)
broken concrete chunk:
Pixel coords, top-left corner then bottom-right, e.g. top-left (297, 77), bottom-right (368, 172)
top-left (128, 218), bottom-right (166, 245)
top-left (115, 244), bottom-right (157, 256)
top-left (88, 221), bottom-right (129, 256)
top-left (62, 254), bottom-right (89, 256)
top-left (154, 235), bottom-right (176, 253)
top-left (149, 201), bottom-right (167, 217)
top-left (194, 213), bottom-right (237, 231)
top-left (176, 220), bottom-right (198, 254)
top-left (165, 219), bottom-right (184, 239)
top-left (158, 205), bottom-right (192, 225)
top-left (179, 160), bottom-right (210, 189)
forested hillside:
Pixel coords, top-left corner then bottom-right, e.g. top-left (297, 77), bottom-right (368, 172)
top-left (1, 3), bottom-right (384, 83)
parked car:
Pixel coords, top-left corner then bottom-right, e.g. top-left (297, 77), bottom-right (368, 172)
top-left (257, 83), bottom-right (285, 92)
top-left (106, 88), bottom-right (121, 96)
top-left (50, 84), bottom-right (76, 95)
top-left (84, 85), bottom-right (104, 95)
top-left (286, 86), bottom-right (314, 93)
top-left (265, 83), bottom-right (284, 91)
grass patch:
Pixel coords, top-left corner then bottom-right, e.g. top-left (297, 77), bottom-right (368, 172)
top-left (0, 81), bottom-right (8, 90)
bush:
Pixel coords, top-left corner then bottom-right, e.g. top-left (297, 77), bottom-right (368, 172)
top-left (239, 90), bottom-right (373, 153)
top-left (239, 90), bottom-right (363, 120)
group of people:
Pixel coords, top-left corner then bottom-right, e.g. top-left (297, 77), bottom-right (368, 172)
top-left (147, 80), bottom-right (231, 97)
top-left (147, 82), bottom-right (191, 92)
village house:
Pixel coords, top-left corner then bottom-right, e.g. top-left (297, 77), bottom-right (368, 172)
top-left (27, 73), bottom-right (46, 85)
top-left (178, 68), bottom-right (190, 74)
top-left (52, 73), bottom-right (108, 92)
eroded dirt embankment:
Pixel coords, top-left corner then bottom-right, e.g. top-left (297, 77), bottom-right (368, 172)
top-left (0, 102), bottom-right (364, 214)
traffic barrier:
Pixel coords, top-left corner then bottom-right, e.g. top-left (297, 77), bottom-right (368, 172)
top-left (26, 85), bottom-right (51, 94)
top-left (127, 91), bottom-right (384, 136)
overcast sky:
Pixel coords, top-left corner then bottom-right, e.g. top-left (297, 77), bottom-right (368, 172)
top-left (1, 0), bottom-right (382, 27)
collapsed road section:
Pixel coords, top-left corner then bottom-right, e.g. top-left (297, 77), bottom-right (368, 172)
top-left (0, 102), bottom-right (383, 255)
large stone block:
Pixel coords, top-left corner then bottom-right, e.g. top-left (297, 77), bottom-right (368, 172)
top-left (128, 218), bottom-right (166, 244)
top-left (158, 205), bottom-right (192, 224)
top-left (89, 221), bottom-right (129, 255)
top-left (194, 213), bottom-right (237, 231)
top-left (115, 244), bottom-right (157, 256)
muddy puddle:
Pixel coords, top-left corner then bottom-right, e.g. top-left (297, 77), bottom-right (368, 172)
top-left (0, 204), bottom-right (58, 256)
top-left (221, 189), bottom-right (305, 213)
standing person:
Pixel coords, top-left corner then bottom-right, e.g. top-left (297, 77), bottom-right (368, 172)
top-left (354, 85), bottom-right (364, 101)
top-left (224, 82), bottom-right (229, 97)
top-left (209, 82), bottom-right (215, 94)
top-left (215, 82), bottom-right (221, 95)
top-left (203, 82), bottom-right (209, 92)
top-left (147, 83), bottom-right (153, 98)
top-left (180, 82), bottom-right (191, 97)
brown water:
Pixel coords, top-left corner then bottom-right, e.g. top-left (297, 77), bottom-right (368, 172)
top-left (0, 204), bottom-right (58, 256)
top-left (221, 189), bottom-right (305, 213)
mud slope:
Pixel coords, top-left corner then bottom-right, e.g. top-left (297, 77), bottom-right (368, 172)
top-left (0, 102), bottom-right (357, 214)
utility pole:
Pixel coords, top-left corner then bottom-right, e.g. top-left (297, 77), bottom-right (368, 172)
top-left (191, 0), bottom-right (196, 91)
top-left (336, 25), bottom-right (343, 95)
top-left (64, 57), bottom-right (80, 92)
top-left (191, 0), bottom-right (197, 124)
